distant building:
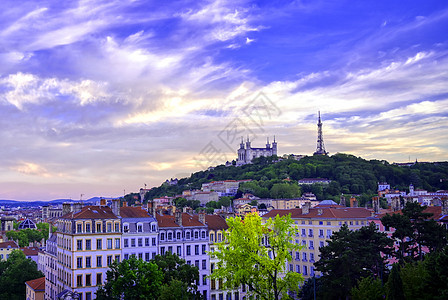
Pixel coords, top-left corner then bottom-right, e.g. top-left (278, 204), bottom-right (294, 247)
top-left (18, 219), bottom-right (37, 230)
top-left (236, 137), bottom-right (277, 166)
top-left (25, 277), bottom-right (45, 300)
top-left (0, 240), bottom-right (19, 260)
top-left (0, 216), bottom-right (15, 232)
top-left (298, 178), bottom-right (331, 185)
top-left (201, 180), bottom-right (251, 197)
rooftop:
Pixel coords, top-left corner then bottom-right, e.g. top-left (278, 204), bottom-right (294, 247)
top-left (120, 206), bottom-right (152, 218)
top-left (61, 205), bottom-right (118, 220)
top-left (156, 213), bottom-right (205, 228)
top-left (26, 277), bottom-right (45, 291)
top-left (263, 207), bottom-right (372, 219)
top-left (0, 241), bottom-right (19, 249)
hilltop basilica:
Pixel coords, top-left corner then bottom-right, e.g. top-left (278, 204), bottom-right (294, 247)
top-left (236, 137), bottom-right (277, 166)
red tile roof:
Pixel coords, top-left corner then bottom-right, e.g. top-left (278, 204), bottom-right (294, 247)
top-left (120, 207), bottom-right (152, 218)
top-left (263, 207), bottom-right (372, 219)
top-left (21, 247), bottom-right (39, 256)
top-left (26, 277), bottom-right (45, 291)
top-left (377, 206), bottom-right (443, 220)
top-left (156, 213), bottom-right (205, 228)
top-left (61, 206), bottom-right (118, 219)
top-left (205, 215), bottom-right (228, 231)
top-left (0, 241), bottom-right (19, 249)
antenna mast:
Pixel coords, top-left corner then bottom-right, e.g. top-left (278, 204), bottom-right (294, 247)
top-left (314, 111), bottom-right (328, 155)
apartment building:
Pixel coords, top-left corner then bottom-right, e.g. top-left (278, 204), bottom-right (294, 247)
top-left (262, 202), bottom-right (372, 280)
top-left (121, 206), bottom-right (159, 261)
top-left (55, 205), bottom-right (122, 300)
top-left (157, 211), bottom-right (210, 299)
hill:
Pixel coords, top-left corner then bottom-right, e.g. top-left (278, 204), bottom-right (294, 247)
top-left (141, 154), bottom-right (448, 204)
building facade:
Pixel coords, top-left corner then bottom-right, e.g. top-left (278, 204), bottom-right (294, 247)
top-left (236, 137), bottom-right (277, 166)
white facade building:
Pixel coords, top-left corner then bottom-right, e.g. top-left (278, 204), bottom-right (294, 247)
top-left (236, 137), bottom-right (277, 166)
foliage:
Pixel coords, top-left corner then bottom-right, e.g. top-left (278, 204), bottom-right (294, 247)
top-left (0, 250), bottom-right (44, 300)
top-left (298, 276), bottom-right (322, 300)
top-left (351, 276), bottom-right (385, 300)
top-left (96, 253), bottom-right (200, 300)
top-left (381, 202), bottom-right (448, 263)
top-left (138, 153), bottom-right (448, 202)
top-left (385, 264), bottom-right (405, 300)
top-left (211, 213), bottom-right (303, 300)
top-left (174, 197), bottom-right (201, 210)
top-left (400, 261), bottom-right (428, 300)
top-left (5, 224), bottom-right (55, 247)
top-left (423, 246), bottom-right (448, 300)
top-left (315, 223), bottom-right (392, 299)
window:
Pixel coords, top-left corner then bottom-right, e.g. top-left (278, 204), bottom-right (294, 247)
top-left (309, 240), bottom-right (314, 249)
top-left (327, 221), bottom-right (331, 225)
top-left (152, 238), bottom-right (156, 246)
top-left (310, 253), bottom-right (315, 262)
top-left (168, 232), bottom-right (173, 240)
top-left (77, 257), bottom-right (83, 268)
top-left (186, 246), bottom-right (191, 255)
top-left (115, 255), bottom-right (120, 262)
top-left (138, 253), bottom-right (143, 260)
top-left (96, 256), bottom-right (102, 267)
top-left (86, 257), bottom-right (91, 268)
top-left (195, 231), bottom-right (199, 239)
top-left (107, 223), bottom-right (112, 232)
top-left (350, 221), bottom-right (353, 225)
top-left (202, 275), bottom-right (207, 286)
top-left (77, 224), bottom-right (82, 233)
top-left (296, 252), bottom-right (300, 260)
top-left (186, 232), bottom-right (191, 239)
top-left (210, 233), bottom-right (215, 242)
top-left (96, 223), bottom-right (101, 233)
top-left (308, 220), bottom-right (312, 225)
top-left (76, 239), bottom-right (82, 251)
top-left (195, 245), bottom-right (199, 255)
top-left (86, 239), bottom-right (91, 250)
top-left (145, 238), bottom-right (149, 246)
top-left (86, 292), bottom-right (91, 300)
top-left (311, 266), bottom-right (315, 276)
top-left (176, 232), bottom-right (181, 240)
top-left (195, 260), bottom-right (199, 268)
top-left (124, 254), bottom-right (129, 260)
top-left (77, 275), bottom-right (82, 287)
top-left (123, 225), bottom-right (129, 233)
top-left (115, 238), bottom-right (120, 249)
top-left (303, 265), bottom-right (308, 275)
top-left (289, 264), bottom-right (293, 271)
top-left (177, 246), bottom-right (182, 256)
top-left (151, 224), bottom-right (156, 231)
top-left (107, 239), bottom-right (112, 249)
top-left (211, 279), bottom-right (216, 290)
top-left (115, 223), bottom-right (119, 232)
top-left (96, 273), bottom-right (102, 286)
top-left (97, 239), bottom-right (102, 250)
top-left (138, 238), bottom-right (142, 247)
top-left (152, 252), bottom-right (156, 259)
top-left (137, 224), bottom-right (143, 232)
top-left (327, 229), bottom-right (332, 238)
top-left (319, 241), bottom-right (324, 248)
top-left (301, 229), bottom-right (306, 236)
top-left (161, 247), bottom-right (166, 255)
top-left (145, 253), bottom-right (150, 261)
top-left (319, 221), bottom-right (323, 225)
top-left (319, 229), bottom-right (324, 237)
top-left (302, 240), bottom-right (306, 246)
top-left (309, 229), bottom-right (313, 237)
top-left (217, 233), bottom-right (222, 242)
top-left (131, 239), bottom-right (136, 247)
top-left (86, 223), bottom-right (91, 233)
top-left (86, 274), bottom-right (91, 286)
top-left (202, 231), bottom-right (206, 239)
top-left (302, 252), bottom-right (307, 261)
top-left (202, 244), bottom-right (206, 255)
top-left (202, 259), bottom-right (207, 270)
top-left (296, 265), bottom-right (300, 273)
top-left (107, 255), bottom-right (112, 266)
top-left (124, 239), bottom-right (129, 248)
top-left (168, 246), bottom-right (173, 253)
top-left (160, 233), bottom-right (165, 240)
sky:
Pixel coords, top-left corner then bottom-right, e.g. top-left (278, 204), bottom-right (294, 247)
top-left (1, 0), bottom-right (448, 201)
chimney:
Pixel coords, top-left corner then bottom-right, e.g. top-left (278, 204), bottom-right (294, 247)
top-left (317, 208), bottom-right (323, 216)
top-left (62, 203), bottom-right (71, 215)
top-left (302, 202), bottom-right (311, 214)
top-left (111, 199), bottom-right (120, 216)
top-left (199, 212), bottom-right (206, 225)
top-left (392, 197), bottom-right (400, 212)
top-left (100, 198), bottom-right (107, 206)
top-left (372, 197), bottom-right (380, 214)
top-left (350, 197), bottom-right (358, 208)
top-left (340, 194), bottom-right (346, 207)
top-left (442, 197), bottom-right (448, 215)
top-left (73, 202), bottom-right (82, 212)
top-left (175, 210), bottom-right (183, 226)
top-left (123, 202), bottom-right (128, 207)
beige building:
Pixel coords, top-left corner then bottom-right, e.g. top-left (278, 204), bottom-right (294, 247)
top-left (55, 204), bottom-right (122, 299)
top-left (271, 198), bottom-right (320, 210)
top-left (26, 277), bottom-right (45, 300)
top-left (263, 203), bottom-right (372, 280)
top-left (0, 240), bottom-right (19, 260)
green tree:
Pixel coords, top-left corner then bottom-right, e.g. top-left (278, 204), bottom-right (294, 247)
top-left (218, 196), bottom-right (232, 208)
top-left (351, 276), bottom-right (385, 300)
top-left (0, 250), bottom-right (44, 300)
top-left (270, 183), bottom-right (301, 199)
top-left (211, 213), bottom-right (303, 300)
top-left (315, 223), bottom-right (392, 299)
top-left (96, 256), bottom-right (163, 299)
top-left (385, 264), bottom-right (405, 300)
top-left (152, 252), bottom-right (200, 297)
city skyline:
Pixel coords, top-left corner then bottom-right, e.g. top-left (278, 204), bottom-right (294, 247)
top-left (1, 0), bottom-right (448, 200)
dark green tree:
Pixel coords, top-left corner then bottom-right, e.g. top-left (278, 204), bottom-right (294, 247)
top-left (315, 223), bottom-right (392, 299)
top-left (96, 256), bottom-right (163, 300)
top-left (351, 276), bottom-right (385, 300)
top-left (0, 250), bottom-right (44, 300)
top-left (385, 264), bottom-right (405, 300)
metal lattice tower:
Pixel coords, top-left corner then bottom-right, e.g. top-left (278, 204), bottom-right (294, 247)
top-left (314, 111), bottom-right (328, 155)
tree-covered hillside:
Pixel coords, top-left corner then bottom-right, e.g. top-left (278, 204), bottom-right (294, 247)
top-left (142, 154), bottom-right (448, 202)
